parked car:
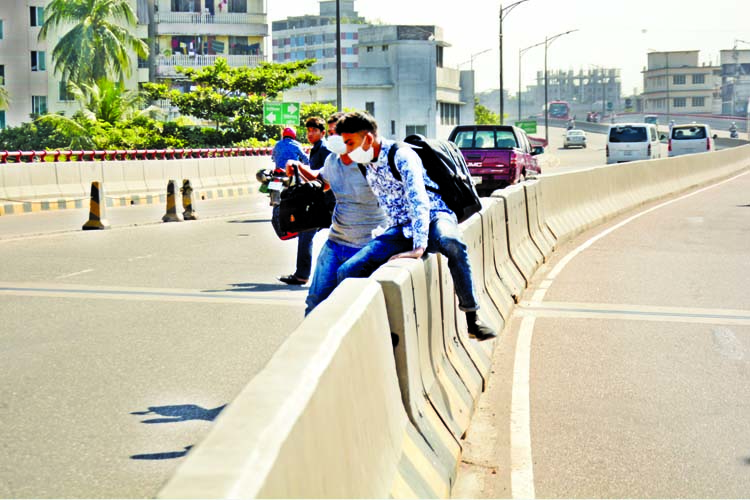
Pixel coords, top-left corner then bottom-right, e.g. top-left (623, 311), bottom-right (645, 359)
top-left (563, 129), bottom-right (587, 148)
top-left (668, 123), bottom-right (715, 157)
top-left (606, 123), bottom-right (663, 164)
top-left (448, 125), bottom-right (544, 196)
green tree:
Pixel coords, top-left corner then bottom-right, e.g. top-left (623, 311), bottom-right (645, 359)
top-left (38, 0), bottom-right (148, 86)
top-left (0, 84), bottom-right (9, 111)
top-left (475, 98), bottom-right (499, 125)
top-left (144, 58), bottom-right (322, 141)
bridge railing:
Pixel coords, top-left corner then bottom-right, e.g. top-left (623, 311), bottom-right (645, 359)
top-left (0, 147), bottom-right (275, 163)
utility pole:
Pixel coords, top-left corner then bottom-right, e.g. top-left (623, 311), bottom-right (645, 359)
top-left (499, 0), bottom-right (530, 124)
top-left (335, 0), bottom-right (342, 111)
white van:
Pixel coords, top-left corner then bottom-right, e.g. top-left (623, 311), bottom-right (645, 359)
top-left (606, 123), bottom-right (662, 164)
top-left (668, 123), bottom-right (714, 157)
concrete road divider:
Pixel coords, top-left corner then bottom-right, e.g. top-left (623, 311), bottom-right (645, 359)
top-left (478, 199), bottom-right (517, 320)
top-left (158, 279), bottom-right (451, 498)
top-left (371, 260), bottom-right (463, 487)
top-left (482, 198), bottom-right (526, 301)
top-left (491, 185), bottom-right (544, 284)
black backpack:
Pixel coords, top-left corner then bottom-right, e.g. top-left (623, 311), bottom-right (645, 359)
top-left (385, 135), bottom-right (482, 223)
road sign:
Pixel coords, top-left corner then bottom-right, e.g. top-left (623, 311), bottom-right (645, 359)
top-left (515, 120), bottom-right (537, 134)
top-left (263, 101), bottom-right (300, 126)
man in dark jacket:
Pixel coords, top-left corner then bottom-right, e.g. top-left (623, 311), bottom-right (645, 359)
top-left (279, 117), bottom-right (332, 285)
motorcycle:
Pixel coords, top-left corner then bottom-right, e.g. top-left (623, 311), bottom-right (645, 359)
top-left (729, 128), bottom-right (739, 139)
top-left (256, 166), bottom-right (292, 207)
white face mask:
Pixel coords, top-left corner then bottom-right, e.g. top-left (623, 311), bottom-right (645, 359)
top-left (327, 135), bottom-right (347, 155)
top-left (348, 140), bottom-right (375, 164)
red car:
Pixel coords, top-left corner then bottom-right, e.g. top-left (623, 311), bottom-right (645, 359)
top-left (448, 125), bottom-right (544, 196)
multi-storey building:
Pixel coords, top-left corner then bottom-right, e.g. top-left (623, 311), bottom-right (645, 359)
top-left (283, 24), bottom-right (474, 140)
top-left (0, 0), bottom-right (149, 128)
top-left (641, 51), bottom-right (721, 116)
top-left (719, 47), bottom-right (750, 116)
top-left (529, 67), bottom-right (622, 113)
top-left (271, 0), bottom-right (364, 72)
top-left (152, 0), bottom-right (266, 89)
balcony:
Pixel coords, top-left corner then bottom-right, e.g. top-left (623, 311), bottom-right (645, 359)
top-left (156, 54), bottom-right (265, 77)
top-left (155, 11), bottom-right (268, 37)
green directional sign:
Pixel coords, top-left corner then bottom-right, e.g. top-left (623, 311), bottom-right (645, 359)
top-left (515, 120), bottom-right (537, 134)
top-left (263, 101), bottom-right (301, 126)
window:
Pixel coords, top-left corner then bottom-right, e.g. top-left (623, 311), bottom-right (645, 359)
top-left (673, 97), bottom-right (687, 108)
top-left (672, 74), bottom-right (686, 85)
top-left (0, 20), bottom-right (4, 39)
top-left (365, 102), bottom-right (375, 116)
top-left (228, 0), bottom-right (247, 13)
top-left (692, 74), bottom-right (705, 84)
top-left (0, 65), bottom-right (4, 85)
top-left (32, 95), bottom-right (47, 115)
top-left (31, 51), bottom-right (46, 71)
top-left (30, 6), bottom-right (44, 27)
top-left (391, 120), bottom-right (396, 135)
top-left (439, 102), bottom-right (460, 126)
top-left (366, 46), bottom-right (373, 52)
top-left (406, 125), bottom-right (426, 136)
top-left (59, 80), bottom-right (74, 101)
top-left (0, 111), bottom-right (5, 129)
top-left (692, 96), bottom-right (705, 107)
top-left (171, 0), bottom-right (200, 12)
top-left (382, 45), bottom-right (389, 51)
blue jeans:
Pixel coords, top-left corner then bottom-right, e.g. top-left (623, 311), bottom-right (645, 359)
top-left (337, 213), bottom-right (479, 311)
top-left (305, 239), bottom-right (362, 316)
top-left (295, 229), bottom-right (316, 280)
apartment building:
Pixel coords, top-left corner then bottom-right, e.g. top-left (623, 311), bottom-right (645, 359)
top-left (271, 0), bottom-right (364, 71)
top-left (152, 0), bottom-right (266, 87)
top-left (719, 48), bottom-right (750, 116)
top-left (641, 51), bottom-right (721, 115)
top-left (283, 24), bottom-right (474, 140)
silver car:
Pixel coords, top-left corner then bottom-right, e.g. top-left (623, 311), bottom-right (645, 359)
top-left (563, 129), bottom-right (587, 149)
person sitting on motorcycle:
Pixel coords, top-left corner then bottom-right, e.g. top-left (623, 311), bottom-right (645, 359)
top-left (271, 127), bottom-right (308, 176)
top-left (729, 122), bottom-right (738, 137)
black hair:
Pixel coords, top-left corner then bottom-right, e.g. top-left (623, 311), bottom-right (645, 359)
top-left (326, 112), bottom-right (345, 126)
top-left (335, 111), bottom-right (378, 135)
top-left (305, 116), bottom-right (326, 132)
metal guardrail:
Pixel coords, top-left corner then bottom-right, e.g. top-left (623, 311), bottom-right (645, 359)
top-left (0, 147), bottom-right (275, 163)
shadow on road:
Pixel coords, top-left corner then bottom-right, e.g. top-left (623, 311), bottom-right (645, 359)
top-left (210, 282), bottom-right (303, 293)
top-left (131, 446), bottom-right (193, 461)
top-left (131, 404), bottom-right (226, 424)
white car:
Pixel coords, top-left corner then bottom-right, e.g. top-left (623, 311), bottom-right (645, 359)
top-left (563, 129), bottom-right (587, 148)
top-left (606, 123), bottom-right (662, 164)
top-left (668, 123), bottom-right (714, 157)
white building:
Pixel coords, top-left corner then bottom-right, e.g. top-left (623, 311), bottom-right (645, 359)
top-left (719, 48), bottom-right (750, 116)
top-left (282, 23), bottom-right (474, 140)
top-left (641, 51), bottom-right (721, 116)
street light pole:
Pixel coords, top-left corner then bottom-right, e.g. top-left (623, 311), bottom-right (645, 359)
top-left (499, 0), bottom-right (530, 124)
top-left (543, 29), bottom-right (578, 142)
top-left (335, 0), bottom-right (342, 111)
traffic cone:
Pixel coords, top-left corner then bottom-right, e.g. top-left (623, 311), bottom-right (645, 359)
top-left (162, 180), bottom-right (183, 222)
top-left (180, 179), bottom-right (198, 220)
top-left (82, 181), bottom-right (110, 230)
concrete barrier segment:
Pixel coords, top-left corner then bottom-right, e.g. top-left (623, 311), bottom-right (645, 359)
top-left (523, 180), bottom-right (556, 259)
top-left (420, 255), bottom-right (476, 439)
top-left (158, 279), bottom-right (445, 498)
top-left (371, 261), bottom-right (463, 487)
top-left (477, 200), bottom-right (515, 321)
top-left (483, 199), bottom-right (526, 301)
top-left (28, 162), bottom-right (63, 200)
top-left (162, 180), bottom-right (182, 223)
top-left (491, 186), bottom-right (544, 284)
top-left (81, 181), bottom-right (110, 230)
top-left (435, 254), bottom-right (493, 389)
top-left (54, 163), bottom-right (87, 201)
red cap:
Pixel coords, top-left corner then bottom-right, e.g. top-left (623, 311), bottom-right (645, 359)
top-left (282, 127), bottom-right (296, 139)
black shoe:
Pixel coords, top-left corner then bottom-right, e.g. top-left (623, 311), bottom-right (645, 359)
top-left (278, 274), bottom-right (308, 286)
top-left (467, 317), bottom-right (497, 341)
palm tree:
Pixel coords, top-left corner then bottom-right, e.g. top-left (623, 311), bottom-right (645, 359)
top-left (38, 0), bottom-right (148, 86)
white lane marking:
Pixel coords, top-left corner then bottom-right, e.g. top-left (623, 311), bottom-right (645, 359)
top-left (55, 268), bottom-right (95, 279)
top-left (126, 254), bottom-right (154, 262)
top-left (510, 169), bottom-right (750, 499)
top-left (0, 281), bottom-right (307, 307)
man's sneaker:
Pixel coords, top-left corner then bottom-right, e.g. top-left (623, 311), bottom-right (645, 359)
top-left (278, 274), bottom-right (308, 286)
top-left (467, 318), bottom-right (497, 341)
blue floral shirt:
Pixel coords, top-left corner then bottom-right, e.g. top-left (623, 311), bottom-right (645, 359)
top-left (364, 139), bottom-right (454, 249)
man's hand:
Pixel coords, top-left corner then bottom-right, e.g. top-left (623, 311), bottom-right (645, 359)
top-left (285, 160), bottom-right (301, 177)
top-left (388, 247), bottom-right (425, 262)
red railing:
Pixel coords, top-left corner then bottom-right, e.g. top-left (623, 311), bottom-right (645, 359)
top-left (0, 147), bottom-right (277, 163)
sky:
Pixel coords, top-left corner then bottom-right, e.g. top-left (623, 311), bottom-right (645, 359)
top-left (267, 0), bottom-right (750, 96)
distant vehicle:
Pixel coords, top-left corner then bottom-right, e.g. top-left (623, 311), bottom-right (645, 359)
top-left (586, 111), bottom-right (601, 123)
top-left (547, 100), bottom-right (571, 120)
top-left (563, 129), bottom-right (587, 149)
top-left (448, 125), bottom-right (544, 196)
top-left (668, 124), bottom-right (715, 157)
top-left (606, 123), bottom-right (663, 164)
top-left (644, 115), bottom-right (659, 126)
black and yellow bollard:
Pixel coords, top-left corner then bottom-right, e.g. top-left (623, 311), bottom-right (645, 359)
top-left (180, 179), bottom-right (198, 221)
top-left (82, 181), bottom-right (110, 230)
top-left (162, 180), bottom-right (183, 223)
